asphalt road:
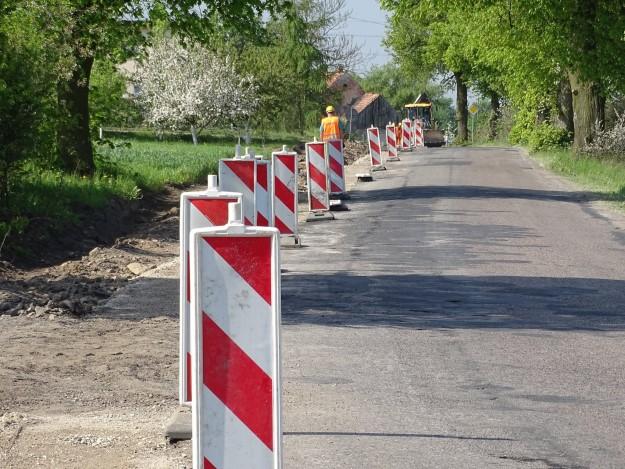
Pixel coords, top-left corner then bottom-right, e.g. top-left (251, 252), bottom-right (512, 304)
top-left (280, 146), bottom-right (625, 468)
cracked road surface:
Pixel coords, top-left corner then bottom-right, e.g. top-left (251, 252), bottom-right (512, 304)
top-left (280, 146), bottom-right (625, 468)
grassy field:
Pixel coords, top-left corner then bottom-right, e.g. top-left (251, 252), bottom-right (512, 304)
top-left (530, 148), bottom-right (625, 207)
top-left (4, 130), bottom-right (306, 252)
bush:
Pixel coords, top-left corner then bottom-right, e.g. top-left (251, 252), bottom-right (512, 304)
top-left (509, 108), bottom-right (570, 151)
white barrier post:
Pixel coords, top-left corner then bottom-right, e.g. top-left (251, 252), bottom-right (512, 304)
top-left (256, 159), bottom-right (272, 226)
top-left (367, 126), bottom-right (386, 172)
top-left (218, 157), bottom-right (256, 226)
top-left (178, 176), bottom-right (242, 407)
top-left (190, 202), bottom-right (282, 469)
top-left (386, 123), bottom-right (400, 162)
top-left (401, 119), bottom-right (412, 151)
top-left (305, 140), bottom-right (334, 221)
top-left (272, 146), bottom-right (300, 246)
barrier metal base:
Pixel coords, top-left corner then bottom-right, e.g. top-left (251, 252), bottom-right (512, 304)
top-left (371, 165), bottom-right (387, 172)
top-left (280, 235), bottom-right (302, 249)
top-left (329, 199), bottom-right (349, 212)
top-left (386, 156), bottom-right (401, 162)
top-left (356, 172), bottom-right (373, 182)
top-left (306, 211), bottom-right (335, 222)
top-left (165, 407), bottom-right (192, 442)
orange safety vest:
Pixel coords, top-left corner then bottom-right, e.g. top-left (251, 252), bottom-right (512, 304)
top-left (320, 116), bottom-right (342, 141)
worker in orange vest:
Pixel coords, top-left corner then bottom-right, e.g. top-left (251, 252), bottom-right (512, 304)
top-left (320, 105), bottom-right (346, 141)
top-left (395, 121), bottom-right (402, 147)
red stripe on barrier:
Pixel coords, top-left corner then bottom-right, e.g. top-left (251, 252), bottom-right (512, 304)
top-left (328, 140), bottom-right (342, 153)
top-left (370, 128), bottom-right (379, 137)
top-left (274, 178), bottom-right (295, 212)
top-left (256, 163), bottom-right (268, 190)
top-left (203, 236), bottom-right (272, 305)
top-left (257, 212), bottom-right (269, 227)
top-left (191, 198), bottom-right (237, 226)
top-left (311, 196), bottom-right (326, 211)
top-left (244, 217), bottom-right (253, 226)
top-left (225, 161), bottom-right (255, 191)
top-left (370, 140), bottom-right (381, 155)
top-left (308, 142), bottom-right (325, 158)
top-left (203, 312), bottom-right (273, 450)
top-left (277, 154), bottom-right (295, 173)
top-left (309, 164), bottom-right (327, 191)
top-left (329, 157), bottom-right (343, 177)
top-left (204, 457), bottom-right (217, 469)
top-left (274, 216), bottom-right (293, 235)
top-left (187, 352), bottom-right (192, 402)
top-left (330, 181), bottom-right (342, 193)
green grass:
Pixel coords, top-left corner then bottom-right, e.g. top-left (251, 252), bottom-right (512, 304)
top-left (7, 130), bottom-right (306, 226)
top-left (527, 147), bottom-right (625, 207)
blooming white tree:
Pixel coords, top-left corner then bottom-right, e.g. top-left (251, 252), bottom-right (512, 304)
top-left (134, 36), bottom-right (258, 144)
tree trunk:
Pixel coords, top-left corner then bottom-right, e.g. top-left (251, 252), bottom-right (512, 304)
top-left (569, 71), bottom-right (601, 149)
top-left (488, 92), bottom-right (500, 141)
top-left (191, 125), bottom-right (198, 145)
top-left (455, 74), bottom-right (468, 143)
top-left (557, 78), bottom-right (574, 135)
top-left (56, 54), bottom-right (95, 175)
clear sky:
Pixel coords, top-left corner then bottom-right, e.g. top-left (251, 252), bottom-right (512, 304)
top-left (342, 0), bottom-right (392, 74)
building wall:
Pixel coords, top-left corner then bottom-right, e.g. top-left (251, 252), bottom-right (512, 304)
top-left (349, 96), bottom-right (400, 138)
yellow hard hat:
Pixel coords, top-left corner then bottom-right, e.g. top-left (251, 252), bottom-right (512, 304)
top-left (325, 105), bottom-right (335, 113)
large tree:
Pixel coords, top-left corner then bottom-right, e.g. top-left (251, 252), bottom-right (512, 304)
top-left (51, 0), bottom-right (290, 175)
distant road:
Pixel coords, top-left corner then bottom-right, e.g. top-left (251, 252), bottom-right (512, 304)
top-left (281, 146), bottom-right (625, 468)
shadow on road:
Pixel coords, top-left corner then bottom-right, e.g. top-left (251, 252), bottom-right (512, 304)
top-left (349, 185), bottom-right (622, 205)
top-left (284, 431), bottom-right (514, 441)
top-left (282, 272), bottom-right (625, 331)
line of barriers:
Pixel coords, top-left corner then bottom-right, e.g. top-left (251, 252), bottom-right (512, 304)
top-left (179, 129), bottom-right (424, 468)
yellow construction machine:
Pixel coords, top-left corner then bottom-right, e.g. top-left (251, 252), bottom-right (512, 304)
top-left (404, 93), bottom-right (445, 147)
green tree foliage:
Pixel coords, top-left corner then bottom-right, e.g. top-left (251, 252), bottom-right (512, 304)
top-left (90, 60), bottom-right (141, 130)
top-left (50, 0), bottom-right (292, 175)
top-left (0, 3), bottom-right (58, 211)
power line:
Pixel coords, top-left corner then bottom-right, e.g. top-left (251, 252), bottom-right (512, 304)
top-left (349, 16), bottom-right (386, 26)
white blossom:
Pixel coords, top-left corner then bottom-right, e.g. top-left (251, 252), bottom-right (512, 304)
top-left (133, 36), bottom-right (258, 141)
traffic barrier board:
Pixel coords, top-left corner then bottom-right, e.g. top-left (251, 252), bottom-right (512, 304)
top-left (401, 119), bottom-right (412, 151)
top-left (327, 139), bottom-right (346, 195)
top-left (272, 148), bottom-right (298, 237)
top-left (179, 176), bottom-right (242, 406)
top-left (190, 203), bottom-right (281, 469)
top-left (367, 126), bottom-right (382, 167)
top-left (386, 124), bottom-right (400, 162)
top-left (305, 141), bottom-right (330, 212)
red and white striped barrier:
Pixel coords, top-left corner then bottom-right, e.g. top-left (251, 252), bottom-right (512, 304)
top-left (272, 147), bottom-right (298, 237)
top-left (190, 203), bottom-right (281, 469)
top-left (256, 160), bottom-right (272, 227)
top-left (219, 158), bottom-right (256, 226)
top-left (179, 176), bottom-right (241, 406)
top-left (367, 126), bottom-right (383, 167)
top-left (305, 141), bottom-right (330, 212)
top-left (401, 119), bottom-right (412, 151)
top-left (414, 119), bottom-right (424, 147)
top-left (326, 139), bottom-right (346, 195)
top-left (386, 123), bottom-right (400, 162)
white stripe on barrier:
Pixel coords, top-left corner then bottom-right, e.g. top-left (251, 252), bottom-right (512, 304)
top-left (401, 119), bottom-right (412, 150)
top-left (179, 178), bottom-right (241, 406)
top-left (219, 159), bottom-right (256, 226)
